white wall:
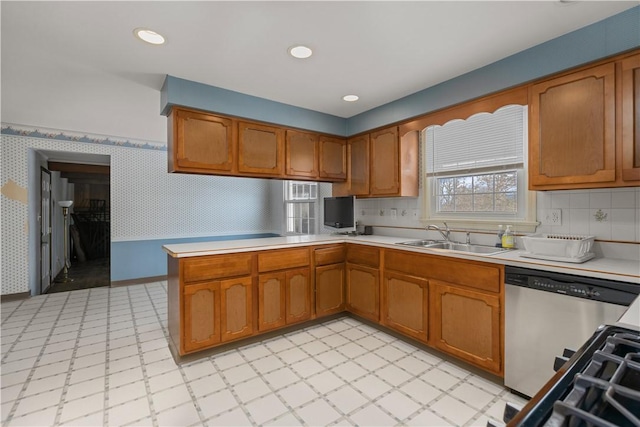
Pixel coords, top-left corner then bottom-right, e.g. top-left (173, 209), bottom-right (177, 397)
top-left (1, 128), bottom-right (280, 295)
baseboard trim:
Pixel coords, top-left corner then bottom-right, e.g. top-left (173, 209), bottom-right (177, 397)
top-left (1, 292), bottom-right (30, 302)
top-left (111, 275), bottom-right (167, 288)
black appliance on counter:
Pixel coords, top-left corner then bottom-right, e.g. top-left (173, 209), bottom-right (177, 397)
top-left (505, 324), bottom-right (640, 426)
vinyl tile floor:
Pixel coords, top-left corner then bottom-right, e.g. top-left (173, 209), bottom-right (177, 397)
top-left (1, 281), bottom-right (528, 427)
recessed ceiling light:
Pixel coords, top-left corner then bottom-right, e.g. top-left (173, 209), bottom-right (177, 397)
top-left (134, 28), bottom-right (166, 45)
top-left (289, 45), bottom-right (313, 59)
top-left (343, 95), bottom-right (359, 102)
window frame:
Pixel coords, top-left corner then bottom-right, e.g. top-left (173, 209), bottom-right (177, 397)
top-left (419, 106), bottom-right (538, 233)
top-left (283, 181), bottom-right (318, 235)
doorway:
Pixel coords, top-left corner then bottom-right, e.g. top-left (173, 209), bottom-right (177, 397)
top-left (34, 151), bottom-right (111, 294)
top-left (40, 167), bottom-right (52, 294)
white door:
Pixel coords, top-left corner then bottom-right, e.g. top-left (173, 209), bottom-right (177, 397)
top-left (40, 168), bottom-right (52, 294)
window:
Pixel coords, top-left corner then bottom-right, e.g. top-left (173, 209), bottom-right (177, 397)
top-left (422, 104), bottom-right (537, 231)
top-left (284, 181), bottom-right (317, 235)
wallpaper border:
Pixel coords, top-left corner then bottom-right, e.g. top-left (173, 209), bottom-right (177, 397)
top-left (1, 123), bottom-right (166, 151)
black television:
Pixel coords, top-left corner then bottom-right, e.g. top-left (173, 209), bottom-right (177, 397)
top-left (323, 196), bottom-right (356, 233)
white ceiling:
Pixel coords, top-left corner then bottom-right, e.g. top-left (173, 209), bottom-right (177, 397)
top-left (2, 1), bottom-right (637, 120)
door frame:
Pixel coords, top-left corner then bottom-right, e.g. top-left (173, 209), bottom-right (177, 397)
top-left (40, 167), bottom-right (52, 294)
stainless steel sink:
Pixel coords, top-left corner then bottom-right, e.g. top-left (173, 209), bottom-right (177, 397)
top-left (395, 239), bottom-right (442, 247)
top-left (397, 240), bottom-right (510, 255)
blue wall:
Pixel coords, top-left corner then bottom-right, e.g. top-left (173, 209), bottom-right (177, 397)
top-left (161, 6), bottom-right (640, 137)
top-left (111, 233), bottom-right (279, 281)
top-left (161, 76), bottom-right (347, 136)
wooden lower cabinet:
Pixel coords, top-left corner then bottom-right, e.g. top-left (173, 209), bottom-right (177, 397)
top-left (382, 271), bottom-right (428, 342)
top-left (219, 277), bottom-right (253, 342)
top-left (429, 279), bottom-right (502, 375)
top-left (258, 268), bottom-right (311, 331)
top-left (258, 272), bottom-right (286, 332)
top-left (346, 263), bottom-right (379, 322)
top-left (286, 268), bottom-right (311, 324)
top-left (183, 281), bottom-right (221, 353)
top-left (182, 276), bottom-right (253, 353)
top-left (172, 244), bottom-right (504, 377)
top-left (315, 263), bottom-right (345, 317)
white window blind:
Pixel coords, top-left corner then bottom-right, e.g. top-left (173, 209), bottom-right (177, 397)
top-left (426, 104), bottom-right (526, 174)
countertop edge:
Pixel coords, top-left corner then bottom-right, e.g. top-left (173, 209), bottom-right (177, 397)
top-left (162, 235), bottom-right (640, 284)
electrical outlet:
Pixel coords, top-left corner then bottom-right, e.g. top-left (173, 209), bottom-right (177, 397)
top-left (390, 208), bottom-right (397, 218)
top-left (542, 209), bottom-right (562, 225)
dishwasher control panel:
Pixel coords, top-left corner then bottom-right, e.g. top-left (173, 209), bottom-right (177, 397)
top-left (504, 267), bottom-right (638, 306)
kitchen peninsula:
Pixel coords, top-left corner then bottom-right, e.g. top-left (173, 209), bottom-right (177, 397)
top-left (163, 234), bottom-right (640, 378)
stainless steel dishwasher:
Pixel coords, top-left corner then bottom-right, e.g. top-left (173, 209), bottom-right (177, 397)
top-left (504, 265), bottom-right (639, 398)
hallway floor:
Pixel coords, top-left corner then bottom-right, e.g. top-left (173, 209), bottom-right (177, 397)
top-left (47, 258), bottom-right (110, 294)
top-left (1, 281), bottom-right (527, 426)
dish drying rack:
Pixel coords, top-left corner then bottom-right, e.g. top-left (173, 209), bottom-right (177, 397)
top-left (520, 234), bottom-right (595, 263)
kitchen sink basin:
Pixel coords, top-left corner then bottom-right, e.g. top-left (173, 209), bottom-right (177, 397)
top-left (397, 240), bottom-right (510, 255)
top-left (395, 239), bottom-right (442, 247)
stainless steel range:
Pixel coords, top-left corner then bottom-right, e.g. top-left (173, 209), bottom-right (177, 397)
top-left (507, 324), bottom-right (640, 426)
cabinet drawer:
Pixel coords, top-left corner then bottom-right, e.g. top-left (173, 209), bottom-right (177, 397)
top-left (258, 248), bottom-right (310, 272)
top-left (385, 249), bottom-right (501, 293)
top-left (346, 244), bottom-right (379, 268)
top-left (385, 249), bottom-right (430, 278)
top-left (182, 253), bottom-right (253, 283)
top-left (429, 258), bottom-right (501, 293)
top-left (314, 245), bottom-right (346, 266)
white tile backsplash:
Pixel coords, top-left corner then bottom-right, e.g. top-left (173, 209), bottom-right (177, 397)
top-left (362, 188), bottom-right (639, 243)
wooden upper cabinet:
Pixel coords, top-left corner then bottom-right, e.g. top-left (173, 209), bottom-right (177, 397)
top-left (370, 127), bottom-right (400, 195)
top-left (286, 130), bottom-right (318, 179)
top-left (238, 121), bottom-right (284, 176)
top-left (319, 136), bottom-right (347, 180)
top-left (337, 126), bottom-right (417, 198)
top-left (333, 134), bottom-right (370, 197)
top-left (621, 53), bottom-right (640, 183)
top-left (529, 63), bottom-right (616, 189)
top-left (169, 108), bottom-right (234, 174)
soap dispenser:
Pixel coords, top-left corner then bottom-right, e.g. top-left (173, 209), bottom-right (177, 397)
top-left (502, 225), bottom-right (515, 249)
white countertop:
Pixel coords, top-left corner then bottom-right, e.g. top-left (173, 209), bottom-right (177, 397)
top-left (163, 234), bottom-right (640, 285)
top-left (617, 295), bottom-right (640, 329)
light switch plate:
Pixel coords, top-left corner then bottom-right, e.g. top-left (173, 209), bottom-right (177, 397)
top-left (542, 209), bottom-right (562, 225)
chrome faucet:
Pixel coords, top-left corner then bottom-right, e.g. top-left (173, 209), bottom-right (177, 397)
top-left (426, 222), bottom-right (450, 241)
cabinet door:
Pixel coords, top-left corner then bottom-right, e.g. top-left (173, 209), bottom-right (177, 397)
top-left (171, 108), bottom-right (234, 173)
top-left (383, 271), bottom-right (428, 342)
top-left (370, 127), bottom-right (400, 195)
top-left (319, 136), bottom-right (347, 180)
top-left (258, 272), bottom-right (286, 332)
top-left (529, 63), bottom-right (616, 188)
top-left (429, 280), bottom-right (501, 375)
top-left (183, 281), bottom-right (221, 353)
top-left (286, 130), bottom-right (318, 179)
top-left (334, 134), bottom-right (370, 197)
top-left (238, 121), bottom-right (284, 176)
top-left (346, 263), bottom-right (379, 322)
top-left (286, 268), bottom-right (311, 324)
top-left (621, 53), bottom-right (640, 182)
top-left (220, 276), bottom-right (253, 342)
top-left (315, 263), bottom-right (345, 317)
